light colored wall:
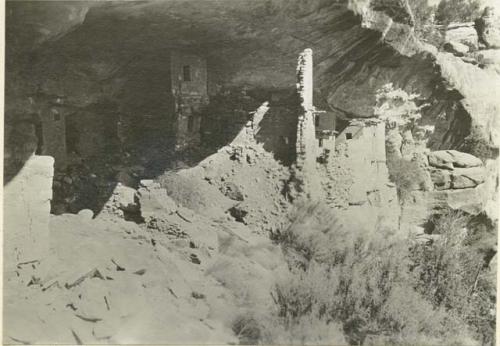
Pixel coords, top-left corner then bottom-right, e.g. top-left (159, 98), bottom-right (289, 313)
top-left (294, 48), bottom-right (323, 199)
top-left (4, 155), bottom-right (54, 270)
top-left (337, 120), bottom-right (395, 206)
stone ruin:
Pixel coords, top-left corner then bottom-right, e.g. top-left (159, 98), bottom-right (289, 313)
top-left (3, 48), bottom-right (494, 272)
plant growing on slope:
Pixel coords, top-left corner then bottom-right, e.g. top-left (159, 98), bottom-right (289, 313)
top-left (410, 209), bottom-right (496, 346)
top-left (374, 83), bottom-right (425, 129)
top-left (409, 0), bottom-right (445, 45)
top-left (461, 125), bottom-right (497, 162)
top-left (374, 83), bottom-right (429, 201)
top-left (268, 202), bottom-right (478, 345)
top-left (387, 156), bottom-right (427, 202)
top-left (435, 0), bottom-right (482, 24)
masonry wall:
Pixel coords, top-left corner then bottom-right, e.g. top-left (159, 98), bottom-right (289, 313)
top-left (293, 48), bottom-right (323, 199)
top-left (335, 120), bottom-right (391, 205)
top-left (170, 52), bottom-right (209, 150)
top-left (4, 155), bottom-right (54, 270)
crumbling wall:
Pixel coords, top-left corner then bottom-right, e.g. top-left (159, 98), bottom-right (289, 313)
top-left (323, 119), bottom-right (399, 229)
top-left (4, 155), bottom-right (54, 270)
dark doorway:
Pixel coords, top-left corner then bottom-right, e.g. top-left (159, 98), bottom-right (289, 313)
top-left (66, 120), bottom-right (80, 155)
top-left (183, 65), bottom-right (192, 82)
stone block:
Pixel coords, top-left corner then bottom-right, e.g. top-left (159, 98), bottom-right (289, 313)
top-left (443, 41), bottom-right (470, 56)
top-left (427, 150), bottom-right (482, 169)
top-left (446, 150), bottom-right (482, 167)
top-left (111, 184), bottom-right (139, 212)
top-left (427, 151), bottom-right (454, 169)
top-left (137, 182), bottom-right (177, 221)
top-left (451, 166), bottom-right (486, 189)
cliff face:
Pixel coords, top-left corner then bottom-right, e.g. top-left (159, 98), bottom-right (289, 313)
top-left (5, 0), bottom-right (498, 192)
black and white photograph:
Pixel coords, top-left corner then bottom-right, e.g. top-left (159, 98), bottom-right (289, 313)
top-left (2, 0), bottom-right (499, 344)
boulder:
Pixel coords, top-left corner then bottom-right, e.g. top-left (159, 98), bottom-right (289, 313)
top-left (445, 22), bottom-right (478, 50)
top-left (475, 49), bottom-right (500, 74)
top-left (219, 182), bottom-right (244, 201)
top-left (450, 166), bottom-right (486, 189)
top-left (427, 150), bottom-right (482, 169)
top-left (137, 180), bottom-right (177, 221)
top-left (78, 209), bottom-right (94, 220)
top-left (427, 151), bottom-right (454, 169)
top-left (446, 150), bottom-right (482, 167)
top-left (443, 41), bottom-right (470, 56)
top-left (228, 204), bottom-right (249, 224)
top-left (401, 184), bottom-right (486, 227)
top-left (113, 184), bottom-right (139, 212)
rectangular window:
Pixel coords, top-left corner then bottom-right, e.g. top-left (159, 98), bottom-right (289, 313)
top-left (183, 65), bottom-right (192, 82)
top-left (346, 132), bottom-right (352, 140)
top-left (315, 114), bottom-right (320, 127)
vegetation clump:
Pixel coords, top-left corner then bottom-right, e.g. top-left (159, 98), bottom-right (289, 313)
top-left (256, 202), bottom-right (495, 345)
top-left (435, 0), bottom-right (482, 24)
top-left (461, 126), bottom-right (498, 162)
top-left (387, 157), bottom-right (426, 201)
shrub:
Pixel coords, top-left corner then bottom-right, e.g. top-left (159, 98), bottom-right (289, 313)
top-left (387, 157), bottom-right (426, 201)
top-left (409, 0), bottom-right (445, 45)
top-left (461, 126), bottom-right (497, 162)
top-left (435, 0), bottom-right (482, 24)
top-left (374, 83), bottom-right (423, 128)
top-left (271, 202), bottom-right (477, 345)
top-left (410, 209), bottom-right (496, 345)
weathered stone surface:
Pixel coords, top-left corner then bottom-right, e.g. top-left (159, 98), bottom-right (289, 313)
top-left (475, 49), bottom-right (500, 74)
top-left (430, 166), bottom-right (485, 190)
top-left (219, 182), bottom-right (244, 201)
top-left (427, 151), bottom-right (454, 169)
top-left (401, 184), bottom-right (486, 228)
top-left (445, 22), bottom-right (478, 50)
top-left (450, 166), bottom-right (486, 189)
top-left (446, 150), bottom-right (483, 167)
top-left (4, 155), bottom-right (54, 268)
top-left (427, 150), bottom-right (482, 169)
top-left (430, 169), bottom-right (452, 190)
top-left (137, 180), bottom-right (177, 221)
top-left (112, 184), bottom-right (139, 212)
top-left (443, 41), bottom-right (469, 56)
top-left (78, 209), bottom-right (94, 220)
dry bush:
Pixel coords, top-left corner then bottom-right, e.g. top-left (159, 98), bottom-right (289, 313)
top-left (387, 157), bottom-right (426, 201)
top-left (461, 126), bottom-right (497, 162)
top-left (271, 202), bottom-right (478, 345)
top-left (411, 209), bottom-right (496, 345)
top-left (435, 0), bottom-right (482, 24)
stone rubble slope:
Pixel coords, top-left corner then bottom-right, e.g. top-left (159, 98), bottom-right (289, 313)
top-left (3, 115), bottom-right (292, 344)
